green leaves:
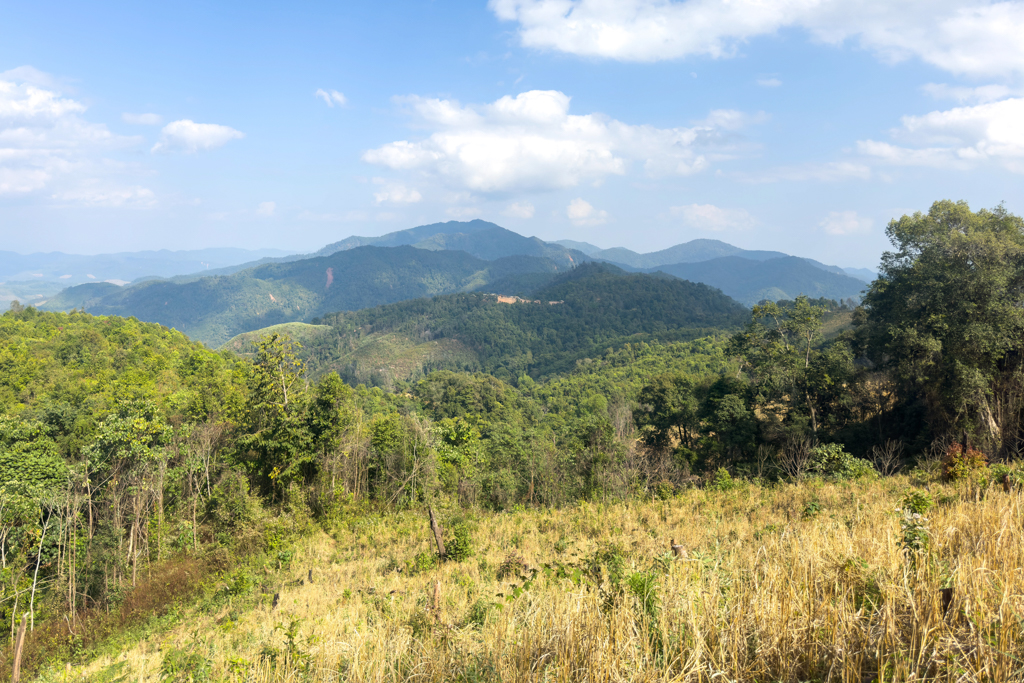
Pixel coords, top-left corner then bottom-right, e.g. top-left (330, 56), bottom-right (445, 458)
top-left (862, 200), bottom-right (1024, 449)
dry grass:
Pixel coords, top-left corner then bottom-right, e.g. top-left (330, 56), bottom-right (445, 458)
top-left (61, 476), bottom-right (1024, 682)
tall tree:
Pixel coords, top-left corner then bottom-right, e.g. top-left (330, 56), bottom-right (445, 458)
top-left (860, 200), bottom-right (1024, 455)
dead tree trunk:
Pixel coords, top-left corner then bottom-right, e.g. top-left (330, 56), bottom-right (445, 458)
top-left (428, 507), bottom-right (446, 560)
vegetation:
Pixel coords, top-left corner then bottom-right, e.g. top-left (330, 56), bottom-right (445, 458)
top-left (299, 263), bottom-right (748, 384)
top-left (43, 247), bottom-right (566, 347)
top-left (4, 200), bottom-right (1024, 682)
top-left (47, 476), bottom-right (1024, 682)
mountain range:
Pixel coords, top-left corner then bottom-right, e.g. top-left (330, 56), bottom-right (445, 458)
top-left (37, 219), bottom-right (873, 346)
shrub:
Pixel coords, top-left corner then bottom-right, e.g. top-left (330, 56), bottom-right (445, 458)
top-left (942, 443), bottom-right (987, 481)
top-left (812, 443), bottom-right (876, 480)
top-left (707, 468), bottom-right (737, 492)
top-left (409, 551), bottom-right (438, 574)
top-left (445, 522), bottom-right (475, 562)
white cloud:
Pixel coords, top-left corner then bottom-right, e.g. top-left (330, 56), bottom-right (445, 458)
top-left (921, 82), bottom-right (1013, 104)
top-left (858, 97), bottom-right (1024, 171)
top-left (0, 66), bottom-right (59, 88)
top-left (151, 119), bottom-right (244, 153)
top-left (757, 78), bottom-right (783, 87)
top-left (372, 181), bottom-right (423, 204)
top-left (671, 203), bottom-right (756, 231)
top-left (819, 210), bottom-right (872, 235)
top-left (122, 112), bottom-right (163, 125)
top-left (490, 1), bottom-right (1024, 78)
top-left (567, 197), bottom-right (608, 226)
top-left (504, 201), bottom-right (536, 218)
top-left (315, 89), bottom-right (348, 107)
top-left (257, 201), bottom-right (276, 216)
top-left (363, 90), bottom-right (755, 193)
top-left (0, 69), bottom-right (150, 202)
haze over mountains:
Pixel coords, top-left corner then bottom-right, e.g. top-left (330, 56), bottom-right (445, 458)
top-left (35, 219), bottom-right (873, 346)
top-left (0, 247), bottom-right (294, 305)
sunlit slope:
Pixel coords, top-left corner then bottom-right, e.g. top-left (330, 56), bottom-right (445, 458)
top-left (288, 263), bottom-right (749, 384)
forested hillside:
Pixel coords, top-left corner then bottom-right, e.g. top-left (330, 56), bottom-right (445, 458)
top-left (240, 264), bottom-right (750, 384)
top-left (42, 247), bottom-right (566, 346)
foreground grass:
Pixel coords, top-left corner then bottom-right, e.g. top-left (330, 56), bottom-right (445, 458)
top-left (57, 475), bottom-right (1024, 682)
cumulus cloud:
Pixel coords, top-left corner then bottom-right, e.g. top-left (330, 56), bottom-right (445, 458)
top-left (257, 201), bottom-right (276, 216)
top-left (819, 210), bottom-right (872, 235)
top-left (489, 0), bottom-right (1024, 78)
top-left (315, 89), bottom-right (348, 107)
top-left (858, 97), bottom-right (1024, 171)
top-left (0, 69), bottom-right (151, 202)
top-left (567, 198), bottom-right (608, 226)
top-left (363, 90), bottom-right (755, 193)
top-left (757, 78), bottom-right (783, 87)
top-left (122, 112), bottom-right (163, 125)
top-left (152, 119), bottom-right (244, 153)
top-left (671, 203), bottom-right (756, 231)
top-left (504, 201), bottom-right (536, 218)
top-left (372, 181), bottom-right (423, 204)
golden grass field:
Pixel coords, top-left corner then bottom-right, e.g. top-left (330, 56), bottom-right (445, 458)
top-left (68, 474), bottom-right (1024, 683)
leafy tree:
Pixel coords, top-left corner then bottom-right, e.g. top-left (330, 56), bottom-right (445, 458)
top-left (633, 373), bottom-right (699, 451)
top-left (859, 200), bottom-right (1024, 455)
top-left (234, 334), bottom-right (311, 496)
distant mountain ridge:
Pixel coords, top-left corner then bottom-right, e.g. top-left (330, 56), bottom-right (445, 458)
top-left (42, 246), bottom-right (568, 346)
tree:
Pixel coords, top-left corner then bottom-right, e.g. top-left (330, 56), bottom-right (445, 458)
top-left (728, 296), bottom-right (829, 437)
top-left (235, 334), bottom-right (311, 497)
top-left (633, 373), bottom-right (699, 451)
top-left (859, 200), bottom-right (1024, 455)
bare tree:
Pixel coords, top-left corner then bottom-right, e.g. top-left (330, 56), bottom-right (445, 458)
top-left (871, 439), bottom-right (904, 476)
top-left (776, 438), bottom-right (813, 480)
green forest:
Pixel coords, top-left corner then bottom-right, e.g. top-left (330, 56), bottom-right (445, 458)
top-left (3, 200), bottom-right (1024, 678)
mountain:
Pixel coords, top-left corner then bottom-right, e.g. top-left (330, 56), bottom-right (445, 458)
top-left (589, 239), bottom-right (790, 269)
top-left (552, 239), bottom-right (603, 255)
top-left (41, 247), bottom-right (566, 347)
top-left (225, 263), bottom-right (749, 385)
top-left (842, 267), bottom-right (878, 283)
top-left (0, 247), bottom-right (295, 306)
top-left (652, 256), bottom-right (867, 306)
top-left (179, 220), bottom-right (588, 281)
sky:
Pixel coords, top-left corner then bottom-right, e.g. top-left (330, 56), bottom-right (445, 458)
top-left (2, 1), bottom-right (1024, 269)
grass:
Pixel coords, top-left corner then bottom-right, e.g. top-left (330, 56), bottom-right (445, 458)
top-left (42, 475), bottom-right (1024, 682)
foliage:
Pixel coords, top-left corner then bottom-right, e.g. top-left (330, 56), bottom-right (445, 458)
top-left (811, 443), bottom-right (876, 480)
top-left (859, 200), bottom-right (1024, 456)
top-left (941, 443), bottom-right (988, 481)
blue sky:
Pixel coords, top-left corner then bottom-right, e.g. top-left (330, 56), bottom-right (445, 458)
top-left (2, 0), bottom-right (1023, 269)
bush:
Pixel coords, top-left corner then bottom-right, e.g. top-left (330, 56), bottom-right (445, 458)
top-left (706, 468), bottom-right (737, 492)
top-left (445, 521), bottom-right (475, 562)
top-left (942, 443), bottom-right (987, 481)
top-left (407, 551), bottom-right (438, 575)
top-left (812, 443), bottom-right (876, 480)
